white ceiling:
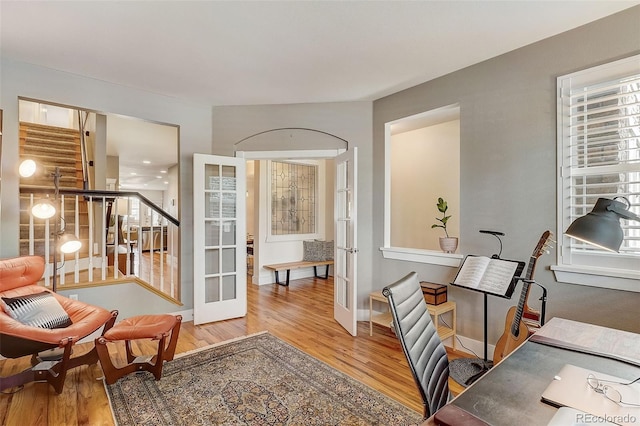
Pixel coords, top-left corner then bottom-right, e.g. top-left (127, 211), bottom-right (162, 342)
top-left (2, 1), bottom-right (637, 106)
top-left (106, 115), bottom-right (178, 191)
top-left (2, 1), bottom-right (638, 189)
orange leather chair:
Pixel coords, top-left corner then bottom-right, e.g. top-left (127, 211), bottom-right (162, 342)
top-left (0, 256), bottom-right (118, 394)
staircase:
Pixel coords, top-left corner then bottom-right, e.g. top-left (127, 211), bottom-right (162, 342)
top-left (19, 121), bottom-right (88, 259)
top-left (18, 121), bottom-right (181, 301)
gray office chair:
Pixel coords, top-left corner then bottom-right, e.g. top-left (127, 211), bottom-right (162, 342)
top-left (383, 272), bottom-right (450, 419)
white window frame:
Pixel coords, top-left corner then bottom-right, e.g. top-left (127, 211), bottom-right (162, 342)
top-left (552, 55), bottom-right (640, 292)
top-left (380, 105), bottom-right (463, 267)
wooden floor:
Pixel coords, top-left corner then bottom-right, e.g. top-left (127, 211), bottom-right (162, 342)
top-left (129, 250), bottom-right (179, 300)
top-left (0, 275), bottom-right (470, 425)
top-left (56, 249), bottom-right (180, 302)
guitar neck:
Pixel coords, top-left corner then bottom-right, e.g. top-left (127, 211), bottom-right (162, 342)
top-left (510, 255), bottom-right (535, 336)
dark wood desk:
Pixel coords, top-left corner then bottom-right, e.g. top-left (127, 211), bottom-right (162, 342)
top-left (424, 318), bottom-right (640, 425)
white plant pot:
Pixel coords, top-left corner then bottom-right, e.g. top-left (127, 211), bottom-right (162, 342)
top-left (439, 237), bottom-right (458, 253)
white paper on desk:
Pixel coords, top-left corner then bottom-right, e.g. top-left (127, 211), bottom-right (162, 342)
top-left (546, 407), bottom-right (617, 426)
top-left (541, 364), bottom-right (640, 426)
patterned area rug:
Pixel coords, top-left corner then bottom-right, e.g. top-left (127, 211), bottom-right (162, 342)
top-left (105, 332), bottom-right (421, 425)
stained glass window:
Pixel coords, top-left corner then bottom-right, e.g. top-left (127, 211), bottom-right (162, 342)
top-left (271, 161), bottom-right (316, 235)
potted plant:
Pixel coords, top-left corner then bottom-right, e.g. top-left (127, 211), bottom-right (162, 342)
top-left (431, 197), bottom-right (458, 253)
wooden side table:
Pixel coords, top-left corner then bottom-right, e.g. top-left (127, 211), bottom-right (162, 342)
top-left (369, 291), bottom-right (392, 336)
top-left (427, 300), bottom-right (456, 350)
top-left (369, 290), bottom-right (456, 349)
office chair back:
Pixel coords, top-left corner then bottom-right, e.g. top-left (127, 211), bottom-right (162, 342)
top-left (383, 272), bottom-right (450, 418)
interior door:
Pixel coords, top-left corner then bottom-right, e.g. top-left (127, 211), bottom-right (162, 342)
top-left (193, 154), bottom-right (246, 325)
top-left (334, 147), bottom-right (358, 336)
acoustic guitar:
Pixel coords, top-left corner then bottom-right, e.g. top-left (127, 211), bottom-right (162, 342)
top-left (522, 283), bottom-right (543, 332)
top-left (493, 230), bottom-right (553, 364)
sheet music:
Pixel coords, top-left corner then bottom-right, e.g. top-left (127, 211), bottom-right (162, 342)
top-left (479, 260), bottom-right (519, 294)
top-left (453, 256), bottom-right (491, 289)
top-left (453, 256), bottom-right (520, 297)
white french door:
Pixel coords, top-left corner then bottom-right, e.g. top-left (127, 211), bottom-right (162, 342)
top-left (193, 154), bottom-right (247, 325)
top-left (334, 147), bottom-right (358, 336)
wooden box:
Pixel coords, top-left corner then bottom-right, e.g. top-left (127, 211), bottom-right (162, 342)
top-left (420, 282), bottom-right (447, 305)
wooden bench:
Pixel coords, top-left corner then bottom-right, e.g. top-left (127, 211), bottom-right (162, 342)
top-left (264, 260), bottom-right (334, 286)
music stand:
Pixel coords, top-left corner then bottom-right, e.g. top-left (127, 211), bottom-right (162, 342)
top-left (450, 255), bottom-right (525, 384)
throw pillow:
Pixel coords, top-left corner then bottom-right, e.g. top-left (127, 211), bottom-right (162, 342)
top-left (303, 240), bottom-right (325, 261)
top-left (323, 240), bottom-right (334, 261)
top-left (1, 291), bottom-right (72, 329)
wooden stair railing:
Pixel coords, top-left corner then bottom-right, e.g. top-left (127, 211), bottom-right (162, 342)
top-left (19, 188), bottom-right (181, 302)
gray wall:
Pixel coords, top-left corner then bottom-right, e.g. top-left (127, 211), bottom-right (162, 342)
top-left (0, 58), bottom-right (213, 311)
top-left (212, 102), bottom-right (374, 299)
top-left (373, 7), bottom-right (640, 342)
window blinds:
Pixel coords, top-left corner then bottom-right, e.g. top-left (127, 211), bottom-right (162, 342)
top-left (561, 69), bottom-right (640, 257)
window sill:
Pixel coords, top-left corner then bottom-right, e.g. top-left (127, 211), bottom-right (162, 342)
top-left (379, 247), bottom-right (463, 267)
top-left (551, 265), bottom-right (640, 293)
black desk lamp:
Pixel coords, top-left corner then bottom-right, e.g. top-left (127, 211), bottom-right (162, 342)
top-left (565, 197), bottom-right (640, 252)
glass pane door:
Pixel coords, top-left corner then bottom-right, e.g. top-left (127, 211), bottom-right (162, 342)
top-left (334, 148), bottom-right (358, 336)
top-left (194, 154), bottom-right (246, 324)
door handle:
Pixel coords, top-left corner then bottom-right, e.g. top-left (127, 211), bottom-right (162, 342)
top-left (346, 248), bottom-right (359, 254)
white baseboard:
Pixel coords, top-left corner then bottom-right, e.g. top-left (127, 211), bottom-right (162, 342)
top-left (171, 309), bottom-right (194, 322)
top-left (357, 308), bottom-right (494, 359)
top-left (454, 334), bottom-right (495, 360)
